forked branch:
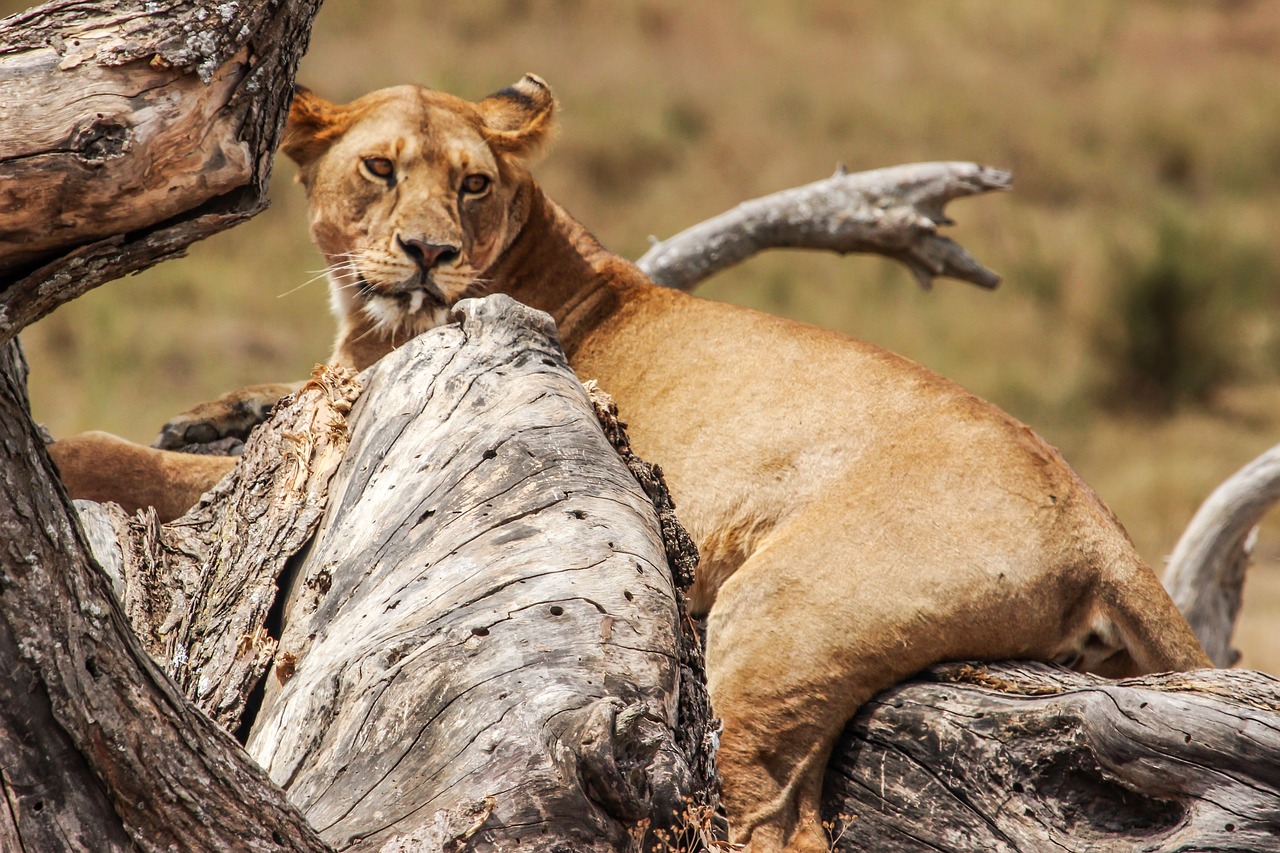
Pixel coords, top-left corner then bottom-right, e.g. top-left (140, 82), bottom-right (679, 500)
top-left (636, 161), bottom-right (1011, 292)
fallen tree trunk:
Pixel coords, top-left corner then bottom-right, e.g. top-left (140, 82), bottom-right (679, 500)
top-left (243, 295), bottom-right (713, 851)
top-left (825, 662), bottom-right (1280, 852)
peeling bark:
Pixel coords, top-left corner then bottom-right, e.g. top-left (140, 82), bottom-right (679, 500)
top-left (80, 366), bottom-right (362, 731)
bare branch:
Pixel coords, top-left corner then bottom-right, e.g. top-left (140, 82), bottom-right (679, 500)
top-left (1163, 442), bottom-right (1280, 666)
top-left (0, 0), bottom-right (324, 345)
top-left (636, 161), bottom-right (1011, 292)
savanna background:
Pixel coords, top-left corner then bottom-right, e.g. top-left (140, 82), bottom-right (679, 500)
top-left (9, 1), bottom-right (1280, 668)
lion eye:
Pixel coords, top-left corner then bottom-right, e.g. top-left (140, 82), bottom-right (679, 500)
top-left (362, 157), bottom-right (395, 181)
top-left (461, 173), bottom-right (491, 195)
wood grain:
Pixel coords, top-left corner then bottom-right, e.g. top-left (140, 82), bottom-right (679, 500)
top-left (246, 295), bottom-right (710, 851)
top-left (826, 661), bottom-right (1280, 851)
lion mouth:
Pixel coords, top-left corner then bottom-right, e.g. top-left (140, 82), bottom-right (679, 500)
top-left (357, 271), bottom-right (489, 334)
top-left (358, 273), bottom-right (451, 312)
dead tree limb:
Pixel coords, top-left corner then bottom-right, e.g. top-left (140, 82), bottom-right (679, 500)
top-left (240, 295), bottom-right (713, 851)
top-left (825, 661), bottom-right (1280, 852)
top-left (0, 0), bottom-right (324, 344)
top-left (74, 295), bottom-right (714, 850)
top-left (0, 338), bottom-right (330, 853)
top-left (1163, 442), bottom-right (1280, 667)
top-left (636, 162), bottom-right (1010, 292)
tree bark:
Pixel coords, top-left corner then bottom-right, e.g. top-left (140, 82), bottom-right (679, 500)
top-left (81, 365), bottom-right (362, 732)
top-left (1162, 442), bottom-right (1280, 668)
top-left (0, 0), bottom-right (324, 344)
top-left (0, 1), bottom-right (337, 850)
top-left (0, 338), bottom-right (330, 852)
top-left (825, 661), bottom-right (1280, 852)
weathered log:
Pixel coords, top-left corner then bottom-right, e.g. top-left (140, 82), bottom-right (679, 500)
top-left (0, 338), bottom-right (329, 852)
top-left (1163, 441), bottom-right (1280, 667)
top-left (237, 295), bottom-right (713, 851)
top-left (636, 162), bottom-right (1009, 292)
top-left (0, 0), bottom-right (323, 343)
top-left (825, 661), bottom-right (1280, 851)
top-left (80, 365), bottom-right (362, 731)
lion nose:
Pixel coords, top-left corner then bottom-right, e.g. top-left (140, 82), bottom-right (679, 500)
top-left (398, 237), bottom-right (460, 271)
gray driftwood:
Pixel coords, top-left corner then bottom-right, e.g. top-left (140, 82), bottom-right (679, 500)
top-left (825, 661), bottom-right (1280, 852)
top-left (636, 162), bottom-right (1010, 292)
top-left (1163, 441), bottom-right (1280, 667)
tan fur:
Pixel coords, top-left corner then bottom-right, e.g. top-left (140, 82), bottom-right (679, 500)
top-left (55, 77), bottom-right (1212, 850)
top-left (49, 431), bottom-right (235, 522)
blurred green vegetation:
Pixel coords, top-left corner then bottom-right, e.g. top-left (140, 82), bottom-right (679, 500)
top-left (8, 0), bottom-right (1280, 664)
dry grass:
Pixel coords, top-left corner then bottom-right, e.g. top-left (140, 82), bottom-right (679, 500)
top-left (9, 0), bottom-right (1280, 668)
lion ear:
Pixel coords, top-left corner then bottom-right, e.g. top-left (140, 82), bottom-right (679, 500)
top-left (477, 74), bottom-right (557, 159)
top-left (282, 85), bottom-right (353, 167)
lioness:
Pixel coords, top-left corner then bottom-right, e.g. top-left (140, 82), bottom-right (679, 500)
top-left (51, 76), bottom-right (1211, 851)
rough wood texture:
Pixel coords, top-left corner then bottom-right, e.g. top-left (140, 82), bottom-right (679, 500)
top-left (244, 295), bottom-right (713, 851)
top-left (29, 290), bottom-right (1280, 851)
top-left (1163, 441), bottom-right (1280, 667)
top-left (825, 661), bottom-right (1280, 852)
top-left (0, 0), bottom-right (324, 343)
top-left (83, 366), bottom-right (362, 731)
top-left (635, 162), bottom-right (1010, 292)
top-left (0, 338), bottom-right (330, 853)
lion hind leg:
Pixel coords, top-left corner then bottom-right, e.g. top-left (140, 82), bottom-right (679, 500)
top-left (709, 676), bottom-right (847, 853)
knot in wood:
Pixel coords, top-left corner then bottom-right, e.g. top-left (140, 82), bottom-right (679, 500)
top-left (73, 116), bottom-right (131, 164)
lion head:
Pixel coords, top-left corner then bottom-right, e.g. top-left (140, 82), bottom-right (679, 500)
top-left (282, 74), bottom-right (556, 337)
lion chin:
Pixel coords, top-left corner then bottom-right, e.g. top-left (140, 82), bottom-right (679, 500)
top-left (358, 286), bottom-right (459, 338)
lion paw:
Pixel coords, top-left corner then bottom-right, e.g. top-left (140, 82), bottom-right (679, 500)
top-left (152, 383), bottom-right (293, 451)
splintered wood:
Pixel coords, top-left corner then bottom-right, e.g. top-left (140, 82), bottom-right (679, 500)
top-left (244, 296), bottom-right (707, 851)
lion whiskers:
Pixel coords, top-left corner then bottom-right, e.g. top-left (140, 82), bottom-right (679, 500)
top-left (277, 251), bottom-right (367, 299)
